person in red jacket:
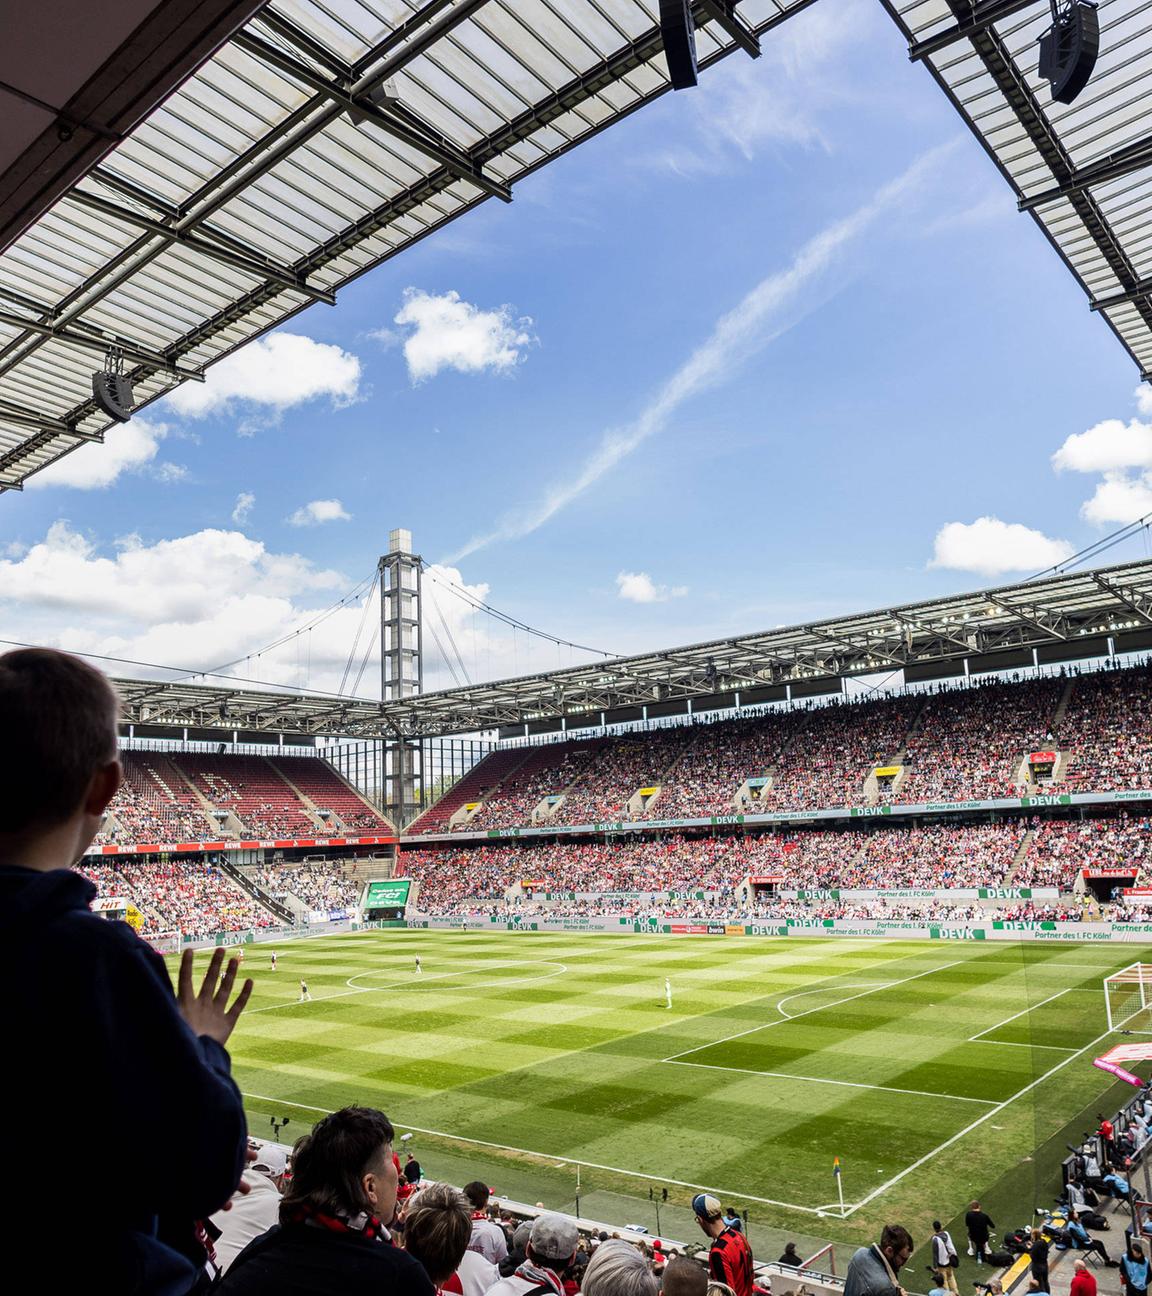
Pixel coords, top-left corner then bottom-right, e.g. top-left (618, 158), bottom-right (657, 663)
top-left (692, 1194), bottom-right (753, 1296)
top-left (1071, 1258), bottom-right (1098, 1296)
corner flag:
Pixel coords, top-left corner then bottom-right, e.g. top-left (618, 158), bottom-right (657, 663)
top-left (833, 1156), bottom-right (840, 1177)
top-left (833, 1156), bottom-right (845, 1218)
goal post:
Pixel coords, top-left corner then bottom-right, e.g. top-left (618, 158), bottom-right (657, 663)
top-left (1104, 963), bottom-right (1152, 1032)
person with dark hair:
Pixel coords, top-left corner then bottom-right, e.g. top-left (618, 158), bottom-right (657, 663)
top-left (691, 1195), bottom-right (754, 1296)
top-left (0, 647), bottom-right (253, 1293)
top-left (778, 1244), bottom-right (803, 1268)
top-left (1029, 1229), bottom-right (1051, 1294)
top-left (464, 1182), bottom-right (509, 1264)
top-left (844, 1225), bottom-right (914, 1296)
top-left (218, 1105), bottom-right (434, 1296)
top-left (1121, 1240), bottom-right (1150, 1296)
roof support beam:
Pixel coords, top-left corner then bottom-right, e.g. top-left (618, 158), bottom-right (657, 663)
top-left (0, 308), bottom-right (204, 379)
top-left (1020, 134), bottom-right (1152, 212)
top-left (697, 0), bottom-right (761, 57)
top-left (1090, 276), bottom-right (1152, 315)
top-left (985, 595), bottom-right (1068, 639)
top-left (233, 31), bottom-right (512, 203)
top-left (908, 0), bottom-right (1042, 61)
top-left (254, 8), bottom-right (354, 80)
top-left (0, 398), bottom-right (100, 440)
top-left (1090, 573), bottom-right (1152, 626)
top-left (68, 188), bottom-right (338, 305)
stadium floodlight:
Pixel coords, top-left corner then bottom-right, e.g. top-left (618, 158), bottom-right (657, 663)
top-left (91, 347), bottom-right (134, 423)
top-left (1038, 0), bottom-right (1100, 104)
top-left (659, 0), bottom-right (698, 89)
top-left (347, 79), bottom-right (401, 127)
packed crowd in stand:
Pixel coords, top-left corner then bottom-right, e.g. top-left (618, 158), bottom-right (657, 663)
top-left (1019, 815), bottom-right (1152, 886)
top-left (250, 861), bottom-right (361, 916)
top-left (415, 661), bottom-right (1152, 834)
top-left (81, 857), bottom-right (279, 938)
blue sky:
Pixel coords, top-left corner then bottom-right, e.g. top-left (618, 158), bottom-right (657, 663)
top-left (3, 0), bottom-right (1151, 695)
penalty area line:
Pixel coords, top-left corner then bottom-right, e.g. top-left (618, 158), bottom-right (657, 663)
top-left (662, 959), bottom-right (965, 1063)
top-left (239, 1090), bottom-right (832, 1216)
top-left (663, 1059), bottom-right (998, 1105)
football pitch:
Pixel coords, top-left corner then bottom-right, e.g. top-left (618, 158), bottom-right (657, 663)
top-left (223, 930), bottom-right (1152, 1252)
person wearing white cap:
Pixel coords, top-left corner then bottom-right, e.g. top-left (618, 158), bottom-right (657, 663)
top-left (483, 1213), bottom-right (580, 1296)
top-left (211, 1142), bottom-right (289, 1273)
top-left (692, 1195), bottom-right (753, 1296)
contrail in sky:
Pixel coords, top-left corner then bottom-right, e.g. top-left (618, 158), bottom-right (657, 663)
top-left (445, 142), bottom-right (956, 564)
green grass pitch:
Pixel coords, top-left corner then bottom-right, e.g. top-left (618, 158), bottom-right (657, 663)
top-left (217, 930), bottom-right (1152, 1255)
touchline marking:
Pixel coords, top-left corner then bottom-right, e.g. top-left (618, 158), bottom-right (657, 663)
top-left (662, 960), bottom-right (965, 1063)
top-left (663, 1059), bottom-right (998, 1104)
top-left (841, 1015), bottom-right (1137, 1216)
top-left (239, 1090), bottom-right (832, 1216)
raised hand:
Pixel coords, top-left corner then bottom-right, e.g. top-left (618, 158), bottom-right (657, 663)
top-left (177, 947), bottom-right (254, 1045)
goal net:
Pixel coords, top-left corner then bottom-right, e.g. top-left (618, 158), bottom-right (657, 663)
top-left (146, 930), bottom-right (182, 956)
top-left (1104, 963), bottom-right (1152, 1033)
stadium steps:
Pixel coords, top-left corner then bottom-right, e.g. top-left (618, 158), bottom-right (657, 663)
top-left (215, 855), bottom-right (294, 924)
top-left (406, 746), bottom-right (533, 833)
top-left (295, 757), bottom-right (396, 832)
top-left (1050, 675), bottom-right (1076, 731)
top-left (261, 757), bottom-right (329, 832)
top-left (140, 754), bottom-right (219, 836)
top-left (1005, 827), bottom-right (1038, 883)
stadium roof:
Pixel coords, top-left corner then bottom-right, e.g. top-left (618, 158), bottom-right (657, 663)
top-left (884, 0), bottom-right (1152, 381)
top-left (112, 558), bottom-right (1152, 738)
top-left (0, 0), bottom-right (802, 492)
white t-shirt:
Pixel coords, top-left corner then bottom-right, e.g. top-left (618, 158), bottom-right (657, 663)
top-left (209, 1169), bottom-right (282, 1271)
top-left (469, 1218), bottom-right (510, 1264)
top-left (456, 1248), bottom-right (500, 1296)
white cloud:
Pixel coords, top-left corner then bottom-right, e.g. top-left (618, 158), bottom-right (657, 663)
top-left (232, 492), bottom-right (255, 525)
top-left (1080, 472), bottom-right (1152, 525)
top-left (164, 333), bottom-right (361, 420)
top-left (1136, 385), bottom-right (1152, 418)
top-left (392, 289), bottom-right (535, 382)
top-left (448, 142), bottom-right (955, 561)
top-left (26, 419), bottom-right (180, 491)
top-left (929, 517), bottom-right (1073, 577)
top-left (616, 571), bottom-right (688, 603)
top-left (287, 498), bottom-right (351, 527)
top-left (1052, 418), bottom-right (1152, 474)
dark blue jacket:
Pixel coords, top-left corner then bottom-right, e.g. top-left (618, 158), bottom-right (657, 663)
top-left (0, 865), bottom-right (247, 1292)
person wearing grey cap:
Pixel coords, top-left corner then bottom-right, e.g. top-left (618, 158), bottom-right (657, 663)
top-left (485, 1213), bottom-right (581, 1296)
top-left (500, 1220), bottom-right (536, 1277)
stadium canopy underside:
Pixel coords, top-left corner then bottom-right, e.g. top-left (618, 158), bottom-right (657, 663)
top-left (885, 0), bottom-right (1152, 380)
top-left (0, 0), bottom-right (806, 492)
top-left (113, 558), bottom-right (1152, 739)
top-left (4, 0), bottom-right (1152, 492)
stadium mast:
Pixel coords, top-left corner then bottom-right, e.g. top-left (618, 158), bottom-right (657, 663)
top-left (379, 528), bottom-right (424, 826)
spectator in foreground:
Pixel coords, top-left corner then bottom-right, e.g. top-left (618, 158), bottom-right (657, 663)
top-left (844, 1224), bottom-right (914, 1296)
top-left (662, 1255), bottom-right (707, 1296)
top-left (927, 1272), bottom-right (950, 1296)
top-left (499, 1221), bottom-right (534, 1277)
top-left (0, 647), bottom-right (252, 1293)
top-left (1028, 1228), bottom-right (1050, 1294)
top-left (692, 1194), bottom-right (754, 1296)
top-left (465, 1182), bottom-right (510, 1265)
top-left (211, 1143), bottom-right (289, 1273)
top-left (583, 1239), bottom-right (660, 1296)
top-left (403, 1182), bottom-right (485, 1294)
top-left (778, 1244), bottom-right (803, 1267)
top-left (217, 1106), bottom-right (434, 1296)
top-left (486, 1213), bottom-right (580, 1296)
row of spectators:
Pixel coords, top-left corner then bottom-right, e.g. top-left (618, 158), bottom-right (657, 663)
top-left (249, 862), bottom-right (360, 916)
top-left (423, 661), bottom-right (1152, 832)
top-left (79, 813), bottom-right (1146, 935)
